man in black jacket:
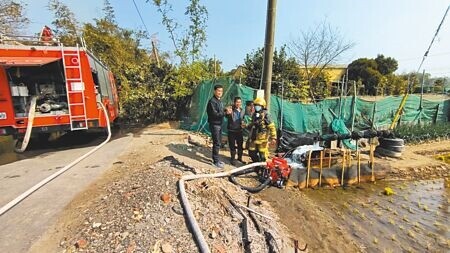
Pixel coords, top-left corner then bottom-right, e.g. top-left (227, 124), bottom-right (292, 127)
top-left (225, 97), bottom-right (245, 165)
top-left (207, 84), bottom-right (230, 168)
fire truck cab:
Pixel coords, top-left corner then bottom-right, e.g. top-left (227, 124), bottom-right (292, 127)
top-left (0, 32), bottom-right (119, 151)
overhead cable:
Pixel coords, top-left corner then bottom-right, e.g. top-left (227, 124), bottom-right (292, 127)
top-left (132, 0), bottom-right (151, 35)
top-left (414, 5), bottom-right (450, 76)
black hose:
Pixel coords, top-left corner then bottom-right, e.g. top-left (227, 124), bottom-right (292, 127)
top-left (229, 168), bottom-right (271, 193)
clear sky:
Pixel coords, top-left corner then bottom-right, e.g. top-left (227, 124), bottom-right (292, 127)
top-left (25, 0), bottom-right (450, 77)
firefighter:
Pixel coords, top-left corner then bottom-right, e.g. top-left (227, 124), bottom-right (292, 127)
top-left (40, 26), bottom-right (54, 45)
top-left (247, 97), bottom-right (277, 162)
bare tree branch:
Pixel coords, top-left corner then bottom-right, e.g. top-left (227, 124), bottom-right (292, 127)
top-left (288, 21), bottom-right (355, 102)
top-left (0, 1), bottom-right (29, 35)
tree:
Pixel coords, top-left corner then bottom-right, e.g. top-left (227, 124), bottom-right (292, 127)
top-left (375, 54), bottom-right (398, 75)
top-left (242, 47), bottom-right (264, 89)
top-left (103, 0), bottom-right (116, 24)
top-left (433, 78), bottom-right (445, 93)
top-left (185, 0), bottom-right (208, 62)
top-left (385, 74), bottom-right (407, 95)
top-left (348, 58), bottom-right (380, 95)
top-left (288, 21), bottom-right (354, 101)
top-left (83, 4), bottom-right (219, 123)
top-left (47, 0), bottom-right (79, 45)
top-left (399, 72), bottom-right (422, 94)
top-left (308, 70), bottom-right (332, 98)
top-left (82, 19), bottom-right (150, 89)
top-left (148, 0), bottom-right (208, 64)
top-left (82, 13), bottom-right (186, 123)
top-left (170, 61), bottom-right (214, 97)
top-left (242, 46), bottom-right (306, 101)
top-left (411, 72), bottom-right (431, 93)
top-left (204, 57), bottom-right (223, 77)
top-left (0, 1), bottom-right (29, 35)
top-left (348, 55), bottom-right (404, 96)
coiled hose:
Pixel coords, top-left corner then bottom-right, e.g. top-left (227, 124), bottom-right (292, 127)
top-left (229, 167), bottom-right (272, 193)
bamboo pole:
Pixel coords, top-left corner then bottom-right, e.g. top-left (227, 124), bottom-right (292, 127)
top-left (370, 142), bottom-right (375, 182)
top-left (328, 149), bottom-right (332, 168)
top-left (319, 150), bottom-right (323, 187)
top-left (341, 149), bottom-right (346, 186)
top-left (306, 150), bottom-right (312, 188)
top-left (357, 150), bottom-right (361, 184)
top-left (348, 149), bottom-right (352, 172)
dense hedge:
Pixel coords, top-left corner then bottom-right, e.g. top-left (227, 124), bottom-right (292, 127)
top-left (118, 86), bottom-right (189, 125)
top-left (394, 122), bottom-right (450, 144)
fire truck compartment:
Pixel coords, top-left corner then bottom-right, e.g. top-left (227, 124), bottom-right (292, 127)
top-left (5, 60), bottom-right (69, 117)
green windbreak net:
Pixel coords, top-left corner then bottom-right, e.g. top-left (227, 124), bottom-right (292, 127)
top-left (182, 78), bottom-right (450, 135)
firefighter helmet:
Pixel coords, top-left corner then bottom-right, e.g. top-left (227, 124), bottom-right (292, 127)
top-left (253, 97), bottom-right (266, 107)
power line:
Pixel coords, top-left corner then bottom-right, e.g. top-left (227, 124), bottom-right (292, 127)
top-left (398, 51), bottom-right (450, 61)
top-left (414, 5), bottom-right (450, 76)
top-left (428, 71), bottom-right (450, 76)
top-left (132, 0), bottom-right (151, 35)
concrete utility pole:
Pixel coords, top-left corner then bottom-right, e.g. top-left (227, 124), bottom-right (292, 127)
top-left (262, 0), bottom-right (277, 110)
top-left (151, 39), bottom-right (160, 68)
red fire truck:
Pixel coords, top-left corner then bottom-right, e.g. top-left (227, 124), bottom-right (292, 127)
top-left (0, 28), bottom-right (119, 151)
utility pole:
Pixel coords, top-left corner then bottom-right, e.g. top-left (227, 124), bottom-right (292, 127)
top-left (151, 39), bottom-right (160, 68)
top-left (262, 0), bottom-right (277, 110)
top-left (213, 54), bottom-right (217, 78)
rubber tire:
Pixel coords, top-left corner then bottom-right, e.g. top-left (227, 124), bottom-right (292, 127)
top-left (375, 146), bottom-right (402, 158)
top-left (381, 145), bottom-right (405, 152)
top-left (379, 137), bottom-right (404, 146)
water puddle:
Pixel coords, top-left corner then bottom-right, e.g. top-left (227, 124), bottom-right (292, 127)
top-left (303, 180), bottom-right (449, 252)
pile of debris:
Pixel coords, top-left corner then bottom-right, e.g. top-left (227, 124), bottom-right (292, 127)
top-left (60, 156), bottom-right (291, 252)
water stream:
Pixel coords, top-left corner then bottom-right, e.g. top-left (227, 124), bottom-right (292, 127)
top-left (308, 180), bottom-right (449, 252)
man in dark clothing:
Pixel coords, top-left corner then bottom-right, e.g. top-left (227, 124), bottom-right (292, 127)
top-left (206, 84), bottom-right (230, 168)
top-left (225, 97), bottom-right (245, 166)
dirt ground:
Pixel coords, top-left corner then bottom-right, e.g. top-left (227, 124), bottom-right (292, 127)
top-left (28, 123), bottom-right (449, 253)
top-left (379, 139), bottom-right (450, 180)
top-left (29, 124), bottom-right (291, 253)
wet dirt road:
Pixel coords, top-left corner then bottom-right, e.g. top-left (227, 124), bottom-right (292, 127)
top-left (0, 130), bottom-right (133, 253)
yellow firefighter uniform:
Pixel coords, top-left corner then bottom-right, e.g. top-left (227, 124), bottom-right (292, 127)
top-left (248, 98), bottom-right (277, 162)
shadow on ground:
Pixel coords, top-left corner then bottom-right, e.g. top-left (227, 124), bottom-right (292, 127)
top-left (166, 142), bottom-right (235, 167)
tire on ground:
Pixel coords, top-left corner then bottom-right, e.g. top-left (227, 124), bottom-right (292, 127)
top-left (375, 146), bottom-right (402, 158)
top-left (381, 145), bottom-right (405, 152)
top-left (379, 137), bottom-right (404, 146)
